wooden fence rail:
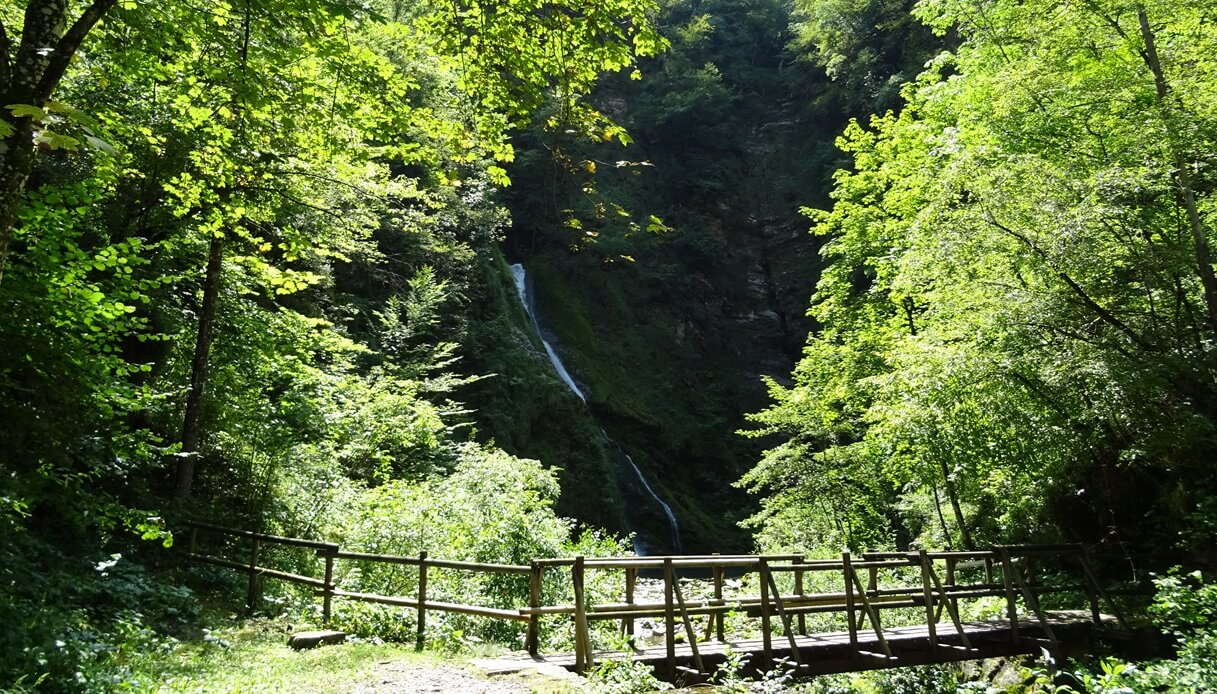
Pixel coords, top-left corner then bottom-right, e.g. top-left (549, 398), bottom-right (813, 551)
top-left (183, 521), bottom-right (1132, 681)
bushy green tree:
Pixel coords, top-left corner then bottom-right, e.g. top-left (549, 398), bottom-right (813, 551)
top-left (0, 0), bottom-right (664, 686)
top-left (744, 0), bottom-right (1217, 558)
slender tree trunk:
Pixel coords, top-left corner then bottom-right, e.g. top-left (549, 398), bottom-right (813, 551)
top-left (174, 234), bottom-right (224, 499)
top-left (929, 478), bottom-right (953, 548)
top-left (1137, 8), bottom-right (1217, 333)
top-left (938, 457), bottom-right (974, 550)
top-left (0, 0), bottom-right (117, 281)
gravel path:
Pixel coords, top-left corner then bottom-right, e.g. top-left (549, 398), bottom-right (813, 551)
top-left (348, 660), bottom-right (573, 693)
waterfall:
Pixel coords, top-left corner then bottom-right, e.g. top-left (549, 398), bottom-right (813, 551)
top-left (511, 264), bottom-right (585, 402)
top-left (622, 448), bottom-right (683, 554)
top-left (510, 263), bottom-right (682, 554)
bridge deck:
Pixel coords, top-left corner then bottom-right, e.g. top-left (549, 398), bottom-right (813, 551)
top-left (475, 615), bottom-right (1099, 683)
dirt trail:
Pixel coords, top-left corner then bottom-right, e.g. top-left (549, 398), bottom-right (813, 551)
top-left (349, 659), bottom-right (578, 693)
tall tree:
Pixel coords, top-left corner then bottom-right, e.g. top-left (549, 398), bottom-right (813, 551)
top-left (744, 0), bottom-right (1217, 558)
top-left (0, 0), bottom-right (116, 279)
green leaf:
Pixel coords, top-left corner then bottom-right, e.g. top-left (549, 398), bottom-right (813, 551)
top-left (6, 103), bottom-right (48, 121)
top-left (83, 134), bottom-right (118, 155)
top-left (34, 131), bottom-right (81, 151)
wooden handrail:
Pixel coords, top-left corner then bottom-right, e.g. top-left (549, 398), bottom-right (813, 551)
top-left (184, 521), bottom-right (1125, 676)
top-left (187, 520), bottom-right (339, 552)
top-left (336, 550), bottom-right (531, 575)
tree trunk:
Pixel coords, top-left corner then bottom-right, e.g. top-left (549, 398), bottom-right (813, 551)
top-left (174, 234), bottom-right (224, 499)
top-left (938, 457), bottom-right (974, 550)
top-left (929, 478), bottom-right (953, 548)
top-left (1137, 8), bottom-right (1217, 333)
top-left (0, 0), bottom-right (117, 281)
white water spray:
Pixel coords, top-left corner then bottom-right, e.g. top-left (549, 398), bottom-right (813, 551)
top-left (622, 446), bottom-right (683, 553)
top-left (510, 263), bottom-right (682, 554)
top-left (511, 264), bottom-right (585, 402)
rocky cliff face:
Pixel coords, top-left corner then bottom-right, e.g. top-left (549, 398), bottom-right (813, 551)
top-left (461, 1), bottom-right (853, 552)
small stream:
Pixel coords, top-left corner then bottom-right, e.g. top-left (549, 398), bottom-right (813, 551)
top-left (510, 263), bottom-right (682, 555)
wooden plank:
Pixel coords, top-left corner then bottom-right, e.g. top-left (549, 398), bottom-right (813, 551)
top-left (623, 566), bottom-right (636, 639)
top-left (252, 565), bottom-right (326, 588)
top-left (322, 553), bottom-right (335, 623)
top-left (336, 551), bottom-right (530, 574)
top-left (999, 549), bottom-right (1020, 645)
top-left (924, 555), bottom-right (973, 650)
top-left (515, 589), bottom-right (924, 619)
top-left (1008, 555), bottom-right (1058, 651)
top-left (996, 543), bottom-right (1081, 555)
top-left (532, 553), bottom-right (807, 567)
top-left (919, 550), bottom-right (937, 649)
top-left (329, 589), bottom-right (529, 621)
top-left (1078, 550), bottom-right (1131, 631)
top-left (188, 554), bottom-right (323, 589)
top-left (793, 556), bottom-right (807, 636)
top-left (188, 521), bottom-right (339, 552)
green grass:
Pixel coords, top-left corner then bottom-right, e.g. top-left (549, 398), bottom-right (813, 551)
top-left (121, 619), bottom-right (442, 693)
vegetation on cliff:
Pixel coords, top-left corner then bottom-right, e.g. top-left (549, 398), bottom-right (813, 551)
top-left (1, 0), bottom-right (1216, 688)
top-left (742, 0), bottom-right (1217, 567)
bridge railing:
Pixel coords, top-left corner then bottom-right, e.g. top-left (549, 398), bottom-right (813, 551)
top-left (183, 521), bottom-right (1127, 678)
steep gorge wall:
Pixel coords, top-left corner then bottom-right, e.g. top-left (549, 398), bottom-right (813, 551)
top-left (458, 0), bottom-right (938, 551)
top-left (461, 1), bottom-right (845, 552)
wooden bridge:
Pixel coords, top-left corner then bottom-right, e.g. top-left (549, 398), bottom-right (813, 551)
top-left (184, 521), bottom-right (1133, 684)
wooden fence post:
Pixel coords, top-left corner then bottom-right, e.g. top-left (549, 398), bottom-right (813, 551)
top-left (624, 566), bottom-right (636, 639)
top-left (709, 555), bottom-right (725, 642)
top-left (919, 550), bottom-right (937, 649)
top-left (1078, 547), bottom-right (1130, 631)
top-left (528, 561), bottom-right (541, 656)
top-left (843, 552), bottom-right (858, 651)
top-left (416, 551), bottom-right (428, 651)
top-left (794, 555), bottom-right (807, 636)
top-left (1082, 558), bottom-right (1101, 626)
top-left (574, 556), bottom-right (591, 672)
top-left (246, 538), bottom-right (261, 613)
top-left (866, 550), bottom-right (881, 632)
top-left (322, 550), bottom-right (335, 624)
top-left (663, 557), bottom-right (676, 681)
top-left (759, 557), bottom-right (773, 668)
top-left (999, 548), bottom-right (1019, 645)
top-left (946, 557), bottom-right (959, 622)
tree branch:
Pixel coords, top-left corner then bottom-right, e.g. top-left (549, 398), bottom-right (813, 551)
top-left (1136, 7), bottom-right (1217, 334)
top-left (984, 213), bottom-right (1158, 353)
top-left (34, 0), bottom-right (117, 103)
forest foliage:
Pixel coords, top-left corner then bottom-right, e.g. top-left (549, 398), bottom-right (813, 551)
top-left (0, 0), bottom-right (664, 687)
top-left (2, 0), bottom-right (1217, 688)
top-left (743, 0), bottom-right (1217, 564)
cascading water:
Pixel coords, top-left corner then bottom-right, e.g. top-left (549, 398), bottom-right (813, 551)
top-left (510, 263), bottom-right (682, 555)
top-left (511, 265), bottom-right (584, 402)
top-left (617, 440), bottom-right (683, 554)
